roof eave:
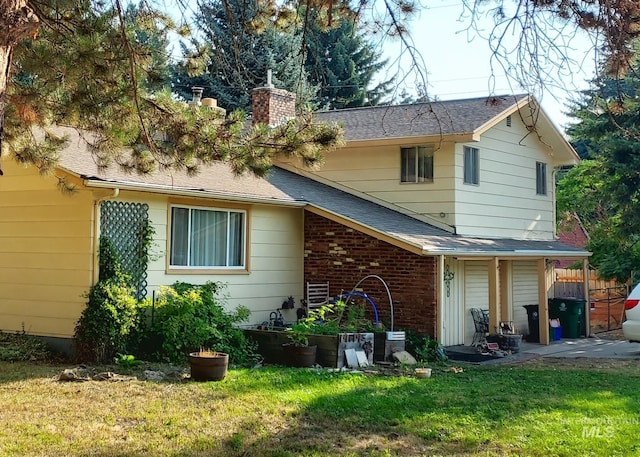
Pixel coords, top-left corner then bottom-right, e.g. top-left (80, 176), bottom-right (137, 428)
top-left (471, 94), bottom-right (530, 137)
top-left (421, 248), bottom-right (592, 258)
top-left (83, 178), bottom-right (306, 207)
top-left (471, 95), bottom-right (580, 165)
top-left (343, 132), bottom-right (478, 147)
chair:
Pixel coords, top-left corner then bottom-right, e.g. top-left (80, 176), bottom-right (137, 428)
top-left (470, 307), bottom-right (490, 346)
top-left (305, 281), bottom-right (330, 311)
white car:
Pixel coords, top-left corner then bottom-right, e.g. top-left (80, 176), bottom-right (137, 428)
top-left (623, 283), bottom-right (640, 342)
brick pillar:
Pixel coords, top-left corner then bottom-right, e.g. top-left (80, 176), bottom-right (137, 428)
top-left (251, 87), bottom-right (296, 126)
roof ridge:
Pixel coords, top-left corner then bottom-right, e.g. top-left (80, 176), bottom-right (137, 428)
top-left (316, 93), bottom-right (530, 115)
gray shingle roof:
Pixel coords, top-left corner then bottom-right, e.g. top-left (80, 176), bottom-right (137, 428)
top-left (314, 94), bottom-right (530, 141)
top-left (267, 167), bottom-right (589, 257)
top-left (54, 126), bottom-right (299, 203)
top-left (51, 112), bottom-right (587, 257)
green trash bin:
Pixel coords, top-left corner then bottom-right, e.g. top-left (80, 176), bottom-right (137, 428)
top-left (548, 298), bottom-right (585, 339)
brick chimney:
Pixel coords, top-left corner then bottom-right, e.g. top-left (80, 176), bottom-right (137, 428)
top-left (251, 70), bottom-right (296, 126)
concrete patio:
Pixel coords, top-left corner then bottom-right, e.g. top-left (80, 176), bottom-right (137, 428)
top-left (446, 334), bottom-right (640, 364)
top-left (520, 336), bottom-right (640, 359)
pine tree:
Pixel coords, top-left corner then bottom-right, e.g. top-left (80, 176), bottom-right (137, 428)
top-left (558, 44), bottom-right (640, 280)
top-left (3, 0), bottom-right (640, 180)
top-left (1, 1), bottom-right (341, 180)
top-left (172, 0), bottom-right (317, 113)
top-left (304, 15), bottom-right (392, 109)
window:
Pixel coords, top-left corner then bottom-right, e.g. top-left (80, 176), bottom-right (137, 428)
top-left (401, 145), bottom-right (434, 183)
top-left (536, 162), bottom-right (547, 195)
top-left (463, 146), bottom-right (479, 185)
top-left (170, 205), bottom-right (246, 268)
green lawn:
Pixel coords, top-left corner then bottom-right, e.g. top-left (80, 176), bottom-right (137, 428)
top-left (0, 359), bottom-right (638, 456)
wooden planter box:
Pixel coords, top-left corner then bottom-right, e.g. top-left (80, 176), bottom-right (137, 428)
top-left (244, 328), bottom-right (386, 367)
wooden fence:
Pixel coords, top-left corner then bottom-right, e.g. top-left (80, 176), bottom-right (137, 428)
top-left (554, 268), bottom-right (622, 290)
top-left (554, 269), bottom-right (628, 332)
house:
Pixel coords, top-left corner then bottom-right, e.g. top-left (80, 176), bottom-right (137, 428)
top-left (274, 93), bottom-right (591, 346)
top-left (0, 87), bottom-right (589, 353)
top-left (556, 213), bottom-right (589, 268)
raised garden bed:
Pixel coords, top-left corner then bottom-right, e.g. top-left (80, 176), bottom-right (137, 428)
top-left (243, 328), bottom-right (387, 367)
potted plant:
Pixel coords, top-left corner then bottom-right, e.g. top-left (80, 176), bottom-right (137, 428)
top-left (189, 348), bottom-right (229, 381)
top-left (281, 331), bottom-right (317, 367)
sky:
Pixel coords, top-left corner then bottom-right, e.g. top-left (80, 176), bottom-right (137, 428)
top-left (169, 0), bottom-right (600, 132)
top-left (376, 1), bottom-right (600, 132)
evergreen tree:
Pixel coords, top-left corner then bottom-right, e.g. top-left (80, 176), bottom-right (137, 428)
top-left (3, 0), bottom-right (640, 180)
top-left (172, 0), bottom-right (317, 113)
top-left (304, 15), bottom-right (392, 109)
top-left (559, 43), bottom-right (640, 281)
top-left (1, 1), bottom-right (341, 180)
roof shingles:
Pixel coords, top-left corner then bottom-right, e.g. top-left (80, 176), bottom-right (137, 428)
top-left (51, 96), bottom-right (587, 257)
top-left (266, 167), bottom-right (588, 256)
top-left (314, 94), bottom-right (529, 141)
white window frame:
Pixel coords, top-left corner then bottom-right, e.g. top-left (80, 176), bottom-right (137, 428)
top-left (536, 162), bottom-right (547, 195)
top-left (401, 145), bottom-right (434, 183)
top-left (169, 204), bottom-right (247, 270)
top-left (463, 146), bottom-right (479, 185)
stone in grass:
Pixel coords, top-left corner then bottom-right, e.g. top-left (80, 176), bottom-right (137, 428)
top-left (391, 351), bottom-right (417, 365)
top-left (143, 370), bottom-right (166, 382)
top-left (59, 368), bottom-right (89, 382)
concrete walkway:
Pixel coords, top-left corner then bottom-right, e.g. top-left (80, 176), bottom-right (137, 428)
top-left (521, 337), bottom-right (640, 359)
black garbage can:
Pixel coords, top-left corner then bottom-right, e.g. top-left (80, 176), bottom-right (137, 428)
top-left (523, 304), bottom-right (540, 342)
top-left (549, 298), bottom-right (585, 338)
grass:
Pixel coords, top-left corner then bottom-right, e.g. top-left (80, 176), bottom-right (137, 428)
top-left (1, 359), bottom-right (639, 456)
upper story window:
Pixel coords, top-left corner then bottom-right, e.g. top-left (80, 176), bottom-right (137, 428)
top-left (536, 162), bottom-right (547, 195)
top-left (463, 146), bottom-right (479, 185)
top-left (170, 205), bottom-right (246, 269)
top-left (401, 145), bottom-right (434, 183)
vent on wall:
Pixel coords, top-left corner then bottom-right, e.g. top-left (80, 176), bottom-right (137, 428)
top-left (506, 115), bottom-right (512, 127)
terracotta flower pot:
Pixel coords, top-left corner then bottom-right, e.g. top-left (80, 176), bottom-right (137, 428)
top-left (189, 352), bottom-right (229, 381)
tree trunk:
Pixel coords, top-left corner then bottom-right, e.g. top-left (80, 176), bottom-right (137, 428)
top-left (0, 0), bottom-right (39, 163)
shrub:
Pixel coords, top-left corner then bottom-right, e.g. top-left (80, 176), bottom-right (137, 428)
top-left (0, 330), bottom-right (55, 362)
top-left (141, 282), bottom-right (256, 365)
top-left (405, 330), bottom-right (447, 364)
top-left (74, 237), bottom-right (138, 363)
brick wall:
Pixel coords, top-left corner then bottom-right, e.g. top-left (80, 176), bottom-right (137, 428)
top-left (304, 211), bottom-right (438, 336)
top-left (251, 87), bottom-right (296, 126)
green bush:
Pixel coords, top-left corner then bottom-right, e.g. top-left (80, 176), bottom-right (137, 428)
top-left (74, 237), bottom-right (138, 363)
top-left (140, 282), bottom-right (256, 365)
top-left (0, 330), bottom-right (55, 362)
top-left (405, 330), bottom-right (447, 364)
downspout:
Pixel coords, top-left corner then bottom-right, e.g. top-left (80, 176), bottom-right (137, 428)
top-left (91, 188), bottom-right (120, 284)
top-left (437, 254), bottom-right (444, 344)
top-left (552, 167), bottom-right (558, 238)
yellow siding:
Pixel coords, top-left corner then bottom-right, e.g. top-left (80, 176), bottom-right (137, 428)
top-left (511, 261), bottom-right (539, 334)
top-left (454, 115), bottom-right (556, 239)
top-left (278, 143), bottom-right (457, 226)
top-left (278, 111), bottom-right (559, 240)
top-left (125, 194), bottom-right (305, 326)
top-left (0, 159), bottom-right (95, 338)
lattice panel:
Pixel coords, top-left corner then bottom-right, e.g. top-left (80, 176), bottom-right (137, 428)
top-left (100, 201), bottom-right (150, 300)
